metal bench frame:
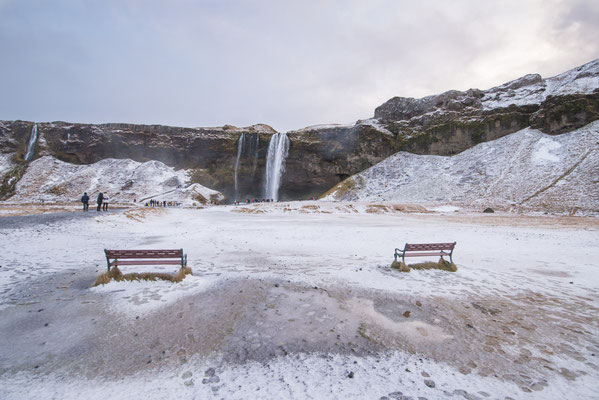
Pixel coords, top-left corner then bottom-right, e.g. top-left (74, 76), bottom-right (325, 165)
top-left (394, 242), bottom-right (456, 264)
top-left (104, 249), bottom-right (187, 272)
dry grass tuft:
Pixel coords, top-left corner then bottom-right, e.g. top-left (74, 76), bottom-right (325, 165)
top-left (391, 260), bottom-right (411, 272)
top-left (410, 258), bottom-right (458, 272)
top-left (391, 204), bottom-right (430, 213)
top-left (366, 204), bottom-right (390, 214)
top-left (392, 258), bottom-right (457, 272)
top-left (93, 266), bottom-right (193, 286)
top-left (232, 207), bottom-right (266, 214)
top-left (124, 207), bottom-right (162, 222)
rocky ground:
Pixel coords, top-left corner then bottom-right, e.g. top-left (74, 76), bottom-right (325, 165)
top-left (0, 204), bottom-right (598, 399)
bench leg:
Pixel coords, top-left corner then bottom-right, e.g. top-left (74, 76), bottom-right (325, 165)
top-left (104, 249), bottom-right (111, 272)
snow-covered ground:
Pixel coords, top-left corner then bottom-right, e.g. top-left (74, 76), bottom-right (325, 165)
top-left (4, 156), bottom-right (223, 206)
top-left (0, 153), bottom-right (15, 176)
top-left (0, 205), bottom-right (598, 399)
top-left (323, 121), bottom-right (599, 215)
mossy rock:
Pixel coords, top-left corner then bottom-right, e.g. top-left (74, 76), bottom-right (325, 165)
top-left (0, 164), bottom-right (28, 200)
top-left (319, 175), bottom-right (362, 200)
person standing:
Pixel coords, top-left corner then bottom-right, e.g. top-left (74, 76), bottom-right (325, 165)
top-left (81, 192), bottom-right (89, 211)
top-left (102, 195), bottom-right (109, 211)
top-left (97, 192), bottom-right (104, 211)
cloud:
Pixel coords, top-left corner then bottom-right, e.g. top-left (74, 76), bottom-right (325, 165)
top-left (0, 0), bottom-right (597, 131)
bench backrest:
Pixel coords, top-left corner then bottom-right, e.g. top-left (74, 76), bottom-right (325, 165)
top-left (105, 249), bottom-right (183, 259)
top-left (405, 242), bottom-right (456, 251)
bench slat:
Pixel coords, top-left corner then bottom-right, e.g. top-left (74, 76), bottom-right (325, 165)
top-left (405, 243), bottom-right (455, 251)
top-left (106, 250), bottom-right (182, 259)
top-left (403, 252), bottom-right (449, 257)
top-left (111, 260), bottom-right (182, 266)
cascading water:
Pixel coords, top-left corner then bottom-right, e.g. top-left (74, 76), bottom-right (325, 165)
top-left (24, 123), bottom-right (39, 162)
top-left (234, 133), bottom-right (246, 198)
top-left (264, 132), bottom-right (290, 201)
top-left (251, 134), bottom-right (259, 177)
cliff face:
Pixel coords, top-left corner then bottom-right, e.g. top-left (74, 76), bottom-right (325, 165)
top-left (0, 120), bottom-right (397, 201)
top-left (284, 123), bottom-right (396, 199)
top-left (1, 59), bottom-right (598, 202)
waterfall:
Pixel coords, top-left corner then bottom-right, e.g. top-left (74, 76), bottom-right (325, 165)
top-left (24, 123), bottom-right (38, 162)
top-left (264, 132), bottom-right (290, 201)
top-left (234, 133), bottom-right (246, 198)
top-left (251, 133), bottom-right (259, 177)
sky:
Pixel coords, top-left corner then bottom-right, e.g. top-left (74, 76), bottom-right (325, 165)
top-left (0, 0), bottom-right (598, 132)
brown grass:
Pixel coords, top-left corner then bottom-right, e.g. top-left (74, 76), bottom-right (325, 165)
top-left (390, 260), bottom-right (411, 272)
top-left (391, 258), bottom-right (457, 272)
top-left (93, 266), bottom-right (193, 286)
top-left (318, 176), bottom-right (360, 200)
top-left (232, 207), bottom-right (266, 214)
top-left (123, 207), bottom-right (163, 222)
top-left (391, 204), bottom-right (430, 213)
top-left (366, 204), bottom-right (390, 214)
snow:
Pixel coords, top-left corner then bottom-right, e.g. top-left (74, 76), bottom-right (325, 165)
top-left (532, 138), bottom-right (562, 164)
top-left (2, 156), bottom-right (224, 205)
top-left (7, 350), bottom-right (596, 400)
top-left (357, 118), bottom-right (394, 136)
top-left (290, 123), bottom-right (354, 133)
top-left (0, 153), bottom-right (15, 176)
top-left (90, 273), bottom-right (223, 317)
top-left (482, 58), bottom-right (599, 110)
top-left (322, 121), bottom-right (599, 215)
top-left (429, 205), bottom-right (460, 213)
top-left (0, 206), bottom-right (598, 399)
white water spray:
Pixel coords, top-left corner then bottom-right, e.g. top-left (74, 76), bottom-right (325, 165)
top-left (264, 132), bottom-right (290, 201)
top-left (234, 133), bottom-right (246, 198)
top-left (251, 134), bottom-right (260, 177)
top-left (24, 123), bottom-right (38, 162)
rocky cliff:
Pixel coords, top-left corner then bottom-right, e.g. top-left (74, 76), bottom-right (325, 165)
top-left (1, 59), bottom-right (598, 202)
top-left (372, 59), bottom-right (599, 155)
top-left (0, 120), bottom-right (397, 201)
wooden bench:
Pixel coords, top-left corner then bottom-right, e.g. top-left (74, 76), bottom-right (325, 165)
top-left (104, 249), bottom-right (187, 272)
top-left (394, 242), bottom-right (456, 264)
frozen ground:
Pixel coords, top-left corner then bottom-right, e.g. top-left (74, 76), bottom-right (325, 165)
top-left (0, 204), bottom-right (598, 399)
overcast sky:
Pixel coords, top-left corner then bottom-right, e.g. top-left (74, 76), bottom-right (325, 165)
top-left (1, 0), bottom-right (598, 131)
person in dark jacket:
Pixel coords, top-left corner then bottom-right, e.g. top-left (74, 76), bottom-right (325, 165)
top-left (97, 192), bottom-right (104, 211)
top-left (81, 192), bottom-right (89, 211)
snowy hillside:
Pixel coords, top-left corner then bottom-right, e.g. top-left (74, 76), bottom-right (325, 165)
top-left (482, 58), bottom-right (599, 110)
top-left (5, 156), bottom-right (224, 206)
top-left (322, 121), bottom-right (599, 215)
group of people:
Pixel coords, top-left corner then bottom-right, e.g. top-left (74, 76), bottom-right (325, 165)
top-left (235, 198), bottom-right (275, 205)
top-left (81, 192), bottom-right (109, 211)
top-left (146, 199), bottom-right (181, 207)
